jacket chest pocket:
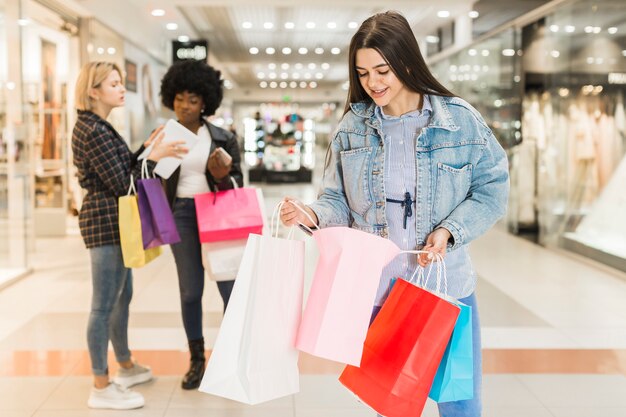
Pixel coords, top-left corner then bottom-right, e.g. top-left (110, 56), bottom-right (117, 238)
top-left (340, 147), bottom-right (374, 217)
top-left (433, 162), bottom-right (473, 222)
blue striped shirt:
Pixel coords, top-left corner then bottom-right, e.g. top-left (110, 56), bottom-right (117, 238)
top-left (374, 95), bottom-right (432, 306)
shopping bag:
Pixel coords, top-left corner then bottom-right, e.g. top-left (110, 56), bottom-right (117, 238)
top-left (339, 278), bottom-right (460, 417)
top-left (199, 206), bottom-right (304, 404)
top-left (137, 160), bottom-right (180, 248)
top-left (118, 176), bottom-right (162, 268)
top-left (201, 239), bottom-right (247, 281)
top-left (429, 301), bottom-right (473, 403)
top-left (194, 181), bottom-right (263, 243)
top-left (295, 226), bottom-right (401, 366)
top-left (201, 188), bottom-right (267, 281)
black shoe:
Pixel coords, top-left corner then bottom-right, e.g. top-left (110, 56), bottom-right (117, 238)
top-left (182, 338), bottom-right (206, 390)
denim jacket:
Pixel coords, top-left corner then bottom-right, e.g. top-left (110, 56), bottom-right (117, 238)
top-left (308, 95), bottom-right (510, 298)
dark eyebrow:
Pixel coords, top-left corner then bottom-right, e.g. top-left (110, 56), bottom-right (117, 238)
top-left (355, 63), bottom-right (389, 70)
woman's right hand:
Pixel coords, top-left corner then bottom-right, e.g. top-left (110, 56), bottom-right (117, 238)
top-left (280, 197), bottom-right (318, 227)
top-left (146, 133), bottom-right (188, 162)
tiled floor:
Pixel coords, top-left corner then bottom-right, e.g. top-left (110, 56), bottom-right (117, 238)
top-left (1, 157), bottom-right (626, 416)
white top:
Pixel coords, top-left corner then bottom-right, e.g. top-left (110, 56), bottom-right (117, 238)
top-left (176, 124), bottom-right (212, 198)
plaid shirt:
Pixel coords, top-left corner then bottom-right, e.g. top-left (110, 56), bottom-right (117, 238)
top-left (72, 110), bottom-right (154, 248)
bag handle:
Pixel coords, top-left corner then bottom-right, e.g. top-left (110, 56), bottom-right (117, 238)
top-left (270, 201), bottom-right (295, 240)
top-left (127, 174), bottom-right (137, 196)
top-left (141, 159), bottom-right (152, 179)
top-left (286, 200), bottom-right (320, 235)
top-left (399, 250), bottom-right (448, 295)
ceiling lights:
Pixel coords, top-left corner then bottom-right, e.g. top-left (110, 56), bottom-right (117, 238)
top-left (151, 9), bottom-right (165, 17)
top-left (437, 11), bottom-right (450, 18)
top-left (331, 48), bottom-right (341, 55)
top-left (285, 22), bottom-right (295, 29)
top-left (166, 23), bottom-right (178, 31)
top-left (469, 11), bottom-right (479, 19)
top-left (242, 21), bottom-right (252, 29)
top-left (348, 22), bottom-right (358, 29)
top-left (178, 35), bottom-right (190, 42)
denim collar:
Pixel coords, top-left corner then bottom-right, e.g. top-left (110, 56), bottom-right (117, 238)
top-left (350, 94), bottom-right (459, 132)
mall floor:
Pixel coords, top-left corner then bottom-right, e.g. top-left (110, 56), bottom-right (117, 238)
top-left (1, 151), bottom-right (626, 417)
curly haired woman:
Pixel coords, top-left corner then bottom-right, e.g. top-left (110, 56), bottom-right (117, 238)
top-left (159, 60), bottom-right (243, 390)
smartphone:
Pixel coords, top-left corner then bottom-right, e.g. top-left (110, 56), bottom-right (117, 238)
top-left (298, 223), bottom-right (313, 236)
top-left (216, 147), bottom-right (233, 164)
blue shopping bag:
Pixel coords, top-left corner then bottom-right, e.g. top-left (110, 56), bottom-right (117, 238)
top-left (428, 301), bottom-right (473, 403)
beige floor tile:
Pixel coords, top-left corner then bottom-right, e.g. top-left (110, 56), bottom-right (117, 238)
top-left (33, 409), bottom-right (165, 417)
top-left (164, 408), bottom-right (294, 417)
top-left (549, 407), bottom-right (626, 417)
top-left (2, 411), bottom-right (34, 417)
top-left (482, 375), bottom-right (544, 408)
top-left (518, 374), bottom-right (626, 407)
top-left (168, 388), bottom-right (293, 410)
top-left (294, 375), bottom-right (364, 409)
top-left (0, 377), bottom-right (64, 412)
top-left (482, 407), bottom-right (554, 417)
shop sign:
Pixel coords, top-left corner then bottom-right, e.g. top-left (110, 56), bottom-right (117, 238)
top-left (608, 73), bottom-right (626, 85)
top-left (172, 40), bottom-right (209, 62)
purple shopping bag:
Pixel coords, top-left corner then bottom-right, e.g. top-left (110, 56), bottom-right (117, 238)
top-left (137, 161), bottom-right (180, 249)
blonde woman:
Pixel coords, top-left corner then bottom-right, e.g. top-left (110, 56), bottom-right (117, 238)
top-left (72, 62), bottom-right (186, 409)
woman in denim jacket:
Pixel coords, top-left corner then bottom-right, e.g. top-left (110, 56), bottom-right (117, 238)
top-left (281, 11), bottom-right (509, 417)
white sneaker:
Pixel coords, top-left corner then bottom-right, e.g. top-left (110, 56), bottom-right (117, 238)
top-left (113, 362), bottom-right (153, 388)
top-left (87, 383), bottom-right (145, 410)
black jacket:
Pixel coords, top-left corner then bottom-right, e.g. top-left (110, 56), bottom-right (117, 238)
top-left (164, 119), bottom-right (243, 207)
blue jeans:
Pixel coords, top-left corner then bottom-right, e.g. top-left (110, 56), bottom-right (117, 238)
top-left (170, 198), bottom-right (235, 342)
top-left (373, 293), bottom-right (482, 417)
top-left (87, 245), bottom-right (133, 376)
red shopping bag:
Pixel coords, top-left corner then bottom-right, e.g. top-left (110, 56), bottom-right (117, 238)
top-left (194, 187), bottom-right (264, 243)
top-left (339, 278), bottom-right (460, 417)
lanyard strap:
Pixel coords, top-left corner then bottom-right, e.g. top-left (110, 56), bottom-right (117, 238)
top-left (385, 191), bottom-right (414, 229)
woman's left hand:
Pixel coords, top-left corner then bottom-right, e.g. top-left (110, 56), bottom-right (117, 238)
top-left (207, 148), bottom-right (232, 180)
top-left (418, 228), bottom-right (452, 267)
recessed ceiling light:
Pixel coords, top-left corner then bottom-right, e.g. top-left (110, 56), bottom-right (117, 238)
top-left (280, 73), bottom-right (288, 79)
top-left (263, 22), bottom-right (274, 29)
top-left (608, 27), bottom-right (618, 34)
top-left (315, 47), bottom-right (324, 54)
top-left (309, 81), bottom-right (318, 88)
top-left (107, 47), bottom-right (116, 55)
top-left (321, 63), bottom-right (330, 70)
top-left (306, 22), bottom-right (316, 29)
top-left (502, 49), bottom-right (515, 56)
top-left (565, 25), bottom-right (575, 33)
top-left (304, 73), bottom-right (312, 79)
top-left (285, 22), bottom-right (295, 29)
top-left (315, 73), bottom-right (324, 79)
top-left (300, 81), bottom-right (308, 88)
top-left (426, 36), bottom-right (439, 44)
top-left (178, 35), bottom-right (190, 42)
top-left (295, 63), bottom-right (303, 69)
top-left (293, 73), bottom-right (301, 79)
top-left (249, 47), bottom-right (259, 54)
top-left (269, 81), bottom-right (278, 88)
top-left (584, 26), bottom-right (593, 33)
top-left (166, 23), bottom-right (178, 31)
top-left (279, 81), bottom-right (288, 88)
top-left (437, 11), bottom-right (450, 18)
top-left (298, 47), bottom-right (308, 55)
top-left (97, 47), bottom-right (104, 55)
top-left (308, 63), bottom-right (317, 70)
top-left (282, 47), bottom-right (292, 55)
top-left (268, 63), bottom-right (277, 70)
top-left (257, 72), bottom-right (266, 79)
top-left (348, 21), bottom-right (358, 29)
top-left (327, 22), bottom-right (337, 29)
top-left (266, 47), bottom-right (275, 55)
top-left (151, 9), bottom-right (165, 17)
top-left (481, 49), bottom-right (490, 56)
top-left (17, 19), bottom-right (30, 26)
top-left (331, 47), bottom-right (341, 55)
top-left (242, 21), bottom-right (252, 29)
top-left (268, 72), bottom-right (277, 79)
top-left (290, 81), bottom-right (297, 88)
top-left (260, 81), bottom-right (268, 88)
top-left (549, 25), bottom-right (559, 32)
top-left (468, 49), bottom-right (477, 56)
top-left (469, 11), bottom-right (479, 19)
top-left (281, 63), bottom-right (290, 70)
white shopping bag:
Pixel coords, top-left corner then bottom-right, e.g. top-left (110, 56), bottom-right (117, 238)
top-left (201, 239), bottom-right (247, 281)
top-left (202, 188), bottom-right (267, 282)
top-left (198, 227), bottom-right (304, 404)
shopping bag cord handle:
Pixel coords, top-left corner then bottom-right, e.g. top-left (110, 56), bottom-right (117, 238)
top-left (286, 200), bottom-right (320, 233)
top-left (127, 174), bottom-right (136, 196)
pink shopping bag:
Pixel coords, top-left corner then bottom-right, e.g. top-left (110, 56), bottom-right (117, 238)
top-left (195, 187), bottom-right (264, 243)
top-left (296, 227), bottom-right (401, 366)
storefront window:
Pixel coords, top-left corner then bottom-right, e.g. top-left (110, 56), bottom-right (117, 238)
top-left (526, 0), bottom-right (626, 268)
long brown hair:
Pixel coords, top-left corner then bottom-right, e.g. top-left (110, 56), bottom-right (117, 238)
top-left (344, 10), bottom-right (454, 114)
